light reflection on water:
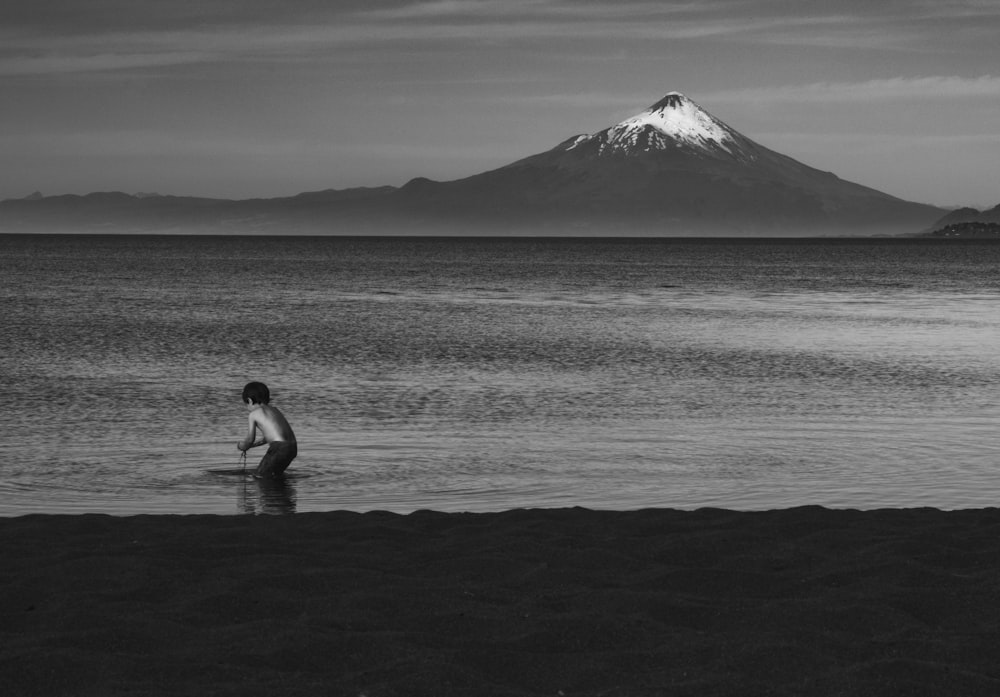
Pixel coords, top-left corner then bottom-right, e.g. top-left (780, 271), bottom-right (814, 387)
top-left (1, 235), bottom-right (999, 515)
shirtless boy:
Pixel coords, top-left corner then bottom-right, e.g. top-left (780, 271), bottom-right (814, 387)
top-left (236, 381), bottom-right (297, 478)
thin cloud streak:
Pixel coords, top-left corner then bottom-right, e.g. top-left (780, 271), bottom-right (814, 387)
top-left (758, 130), bottom-right (1000, 147)
top-left (702, 76), bottom-right (1000, 104)
top-left (914, 0), bottom-right (1000, 19)
top-left (357, 0), bottom-right (736, 21)
top-left (0, 52), bottom-right (217, 76)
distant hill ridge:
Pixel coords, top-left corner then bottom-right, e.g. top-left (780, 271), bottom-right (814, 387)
top-left (1, 92), bottom-right (949, 236)
top-left (926, 203), bottom-right (1000, 227)
top-left (917, 203), bottom-right (1000, 238)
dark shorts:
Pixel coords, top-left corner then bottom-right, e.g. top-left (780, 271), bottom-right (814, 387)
top-left (255, 441), bottom-right (297, 478)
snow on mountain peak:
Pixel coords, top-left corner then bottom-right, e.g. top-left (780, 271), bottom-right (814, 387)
top-left (565, 92), bottom-right (753, 161)
top-left (613, 93), bottom-right (735, 150)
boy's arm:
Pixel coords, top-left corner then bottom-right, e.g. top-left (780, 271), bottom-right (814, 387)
top-left (237, 414), bottom-right (266, 451)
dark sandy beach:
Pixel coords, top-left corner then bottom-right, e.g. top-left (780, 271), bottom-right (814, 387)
top-left (4, 506), bottom-right (1000, 696)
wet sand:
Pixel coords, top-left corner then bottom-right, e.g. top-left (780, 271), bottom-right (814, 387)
top-left (4, 506), bottom-right (1000, 696)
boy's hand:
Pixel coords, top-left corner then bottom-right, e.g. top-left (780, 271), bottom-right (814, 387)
top-left (236, 442), bottom-right (246, 451)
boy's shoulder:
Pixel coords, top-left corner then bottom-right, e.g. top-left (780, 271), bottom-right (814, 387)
top-left (255, 404), bottom-right (285, 420)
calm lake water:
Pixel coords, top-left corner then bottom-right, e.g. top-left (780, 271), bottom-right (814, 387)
top-left (2, 234), bottom-right (998, 515)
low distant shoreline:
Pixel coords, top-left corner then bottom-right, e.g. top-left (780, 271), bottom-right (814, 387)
top-left (7, 506), bottom-right (1000, 695)
top-left (3, 229), bottom-right (998, 242)
top-left (923, 221), bottom-right (1000, 239)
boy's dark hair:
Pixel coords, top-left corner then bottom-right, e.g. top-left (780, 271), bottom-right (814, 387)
top-left (242, 382), bottom-right (270, 405)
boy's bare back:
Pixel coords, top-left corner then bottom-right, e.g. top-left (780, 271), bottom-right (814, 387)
top-left (248, 403), bottom-right (296, 445)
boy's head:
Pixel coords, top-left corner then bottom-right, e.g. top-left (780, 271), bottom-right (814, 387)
top-left (242, 381), bottom-right (270, 405)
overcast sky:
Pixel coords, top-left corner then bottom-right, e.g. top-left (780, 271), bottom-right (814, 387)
top-left (2, 0), bottom-right (998, 207)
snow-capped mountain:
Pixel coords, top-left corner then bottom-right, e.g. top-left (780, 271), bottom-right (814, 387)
top-left (399, 92), bottom-right (944, 235)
